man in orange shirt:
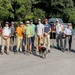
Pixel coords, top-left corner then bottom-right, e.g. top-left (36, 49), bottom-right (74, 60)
top-left (15, 22), bottom-right (24, 52)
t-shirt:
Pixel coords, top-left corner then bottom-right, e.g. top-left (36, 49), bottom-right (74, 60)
top-left (30, 24), bottom-right (35, 36)
top-left (64, 28), bottom-right (72, 35)
top-left (16, 26), bottom-right (23, 37)
top-left (36, 23), bottom-right (44, 35)
top-left (44, 24), bottom-right (51, 33)
top-left (2, 27), bottom-right (11, 36)
top-left (56, 24), bottom-right (63, 34)
top-left (23, 25), bottom-right (31, 36)
top-left (10, 27), bottom-right (15, 36)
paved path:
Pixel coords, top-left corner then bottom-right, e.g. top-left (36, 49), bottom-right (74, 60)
top-left (0, 39), bottom-right (75, 75)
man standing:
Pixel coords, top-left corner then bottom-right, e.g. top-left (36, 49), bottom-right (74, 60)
top-left (64, 23), bottom-right (74, 51)
top-left (36, 19), bottom-right (44, 51)
top-left (1, 22), bottom-right (11, 54)
top-left (44, 19), bottom-right (51, 53)
top-left (55, 20), bottom-right (64, 51)
top-left (23, 21), bottom-right (32, 53)
top-left (10, 22), bottom-right (15, 51)
top-left (30, 20), bottom-right (36, 51)
top-left (15, 22), bottom-right (24, 52)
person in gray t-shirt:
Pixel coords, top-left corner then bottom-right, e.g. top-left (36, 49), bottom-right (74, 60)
top-left (10, 22), bottom-right (15, 51)
top-left (36, 19), bottom-right (44, 51)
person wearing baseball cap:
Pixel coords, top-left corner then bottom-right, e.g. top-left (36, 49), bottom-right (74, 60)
top-left (30, 20), bottom-right (36, 51)
top-left (1, 22), bottom-right (11, 54)
top-left (15, 22), bottom-right (24, 53)
top-left (44, 18), bottom-right (51, 53)
top-left (10, 21), bottom-right (15, 51)
top-left (64, 23), bottom-right (74, 51)
top-left (55, 19), bottom-right (64, 52)
top-left (36, 19), bottom-right (44, 51)
top-left (23, 21), bottom-right (32, 53)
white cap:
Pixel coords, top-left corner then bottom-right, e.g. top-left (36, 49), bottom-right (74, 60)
top-left (38, 19), bottom-right (41, 21)
top-left (26, 21), bottom-right (30, 24)
top-left (56, 19), bottom-right (59, 22)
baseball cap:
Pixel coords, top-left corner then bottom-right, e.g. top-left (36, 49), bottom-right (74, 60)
top-left (5, 22), bottom-right (9, 24)
top-left (26, 21), bottom-right (30, 24)
top-left (38, 19), bottom-right (41, 21)
top-left (56, 19), bottom-right (59, 22)
top-left (11, 21), bottom-right (14, 25)
top-left (44, 19), bottom-right (48, 21)
top-left (30, 20), bottom-right (33, 22)
top-left (20, 22), bottom-right (23, 25)
top-left (67, 23), bottom-right (72, 26)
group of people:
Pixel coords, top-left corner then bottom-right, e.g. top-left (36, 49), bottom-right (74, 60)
top-left (1, 19), bottom-right (51, 55)
top-left (55, 20), bottom-right (74, 52)
top-left (0, 18), bottom-right (75, 55)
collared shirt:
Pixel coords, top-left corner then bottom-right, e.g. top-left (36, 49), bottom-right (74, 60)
top-left (30, 24), bottom-right (35, 36)
top-left (2, 27), bottom-right (11, 36)
top-left (23, 25), bottom-right (31, 36)
top-left (44, 24), bottom-right (51, 33)
top-left (10, 27), bottom-right (15, 36)
top-left (56, 24), bottom-right (63, 34)
top-left (64, 28), bottom-right (72, 35)
top-left (36, 23), bottom-right (44, 35)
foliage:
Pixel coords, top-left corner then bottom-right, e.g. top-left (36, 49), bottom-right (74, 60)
top-left (0, 0), bottom-right (14, 21)
top-left (0, 0), bottom-right (75, 27)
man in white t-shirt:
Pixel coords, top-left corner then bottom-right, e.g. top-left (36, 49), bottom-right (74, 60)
top-left (55, 20), bottom-right (64, 51)
top-left (1, 22), bottom-right (11, 54)
top-left (36, 19), bottom-right (44, 51)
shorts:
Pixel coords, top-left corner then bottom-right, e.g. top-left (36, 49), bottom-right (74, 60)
top-left (23, 37), bottom-right (31, 45)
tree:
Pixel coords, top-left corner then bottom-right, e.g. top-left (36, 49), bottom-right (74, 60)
top-left (0, 0), bottom-right (14, 25)
top-left (32, 8), bottom-right (45, 23)
top-left (11, 0), bottom-right (35, 21)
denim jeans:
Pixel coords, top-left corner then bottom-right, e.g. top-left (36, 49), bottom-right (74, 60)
top-left (56, 34), bottom-right (63, 48)
top-left (31, 35), bottom-right (35, 50)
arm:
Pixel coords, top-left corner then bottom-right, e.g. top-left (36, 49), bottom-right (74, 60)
top-left (48, 28), bottom-right (51, 34)
top-left (42, 28), bottom-right (44, 35)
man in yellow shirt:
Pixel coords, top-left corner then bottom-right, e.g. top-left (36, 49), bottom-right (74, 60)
top-left (15, 22), bottom-right (24, 52)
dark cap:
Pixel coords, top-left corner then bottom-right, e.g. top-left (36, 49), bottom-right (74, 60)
top-left (44, 19), bottom-right (48, 21)
top-left (30, 20), bottom-right (33, 22)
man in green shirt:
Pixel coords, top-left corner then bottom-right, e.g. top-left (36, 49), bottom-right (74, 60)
top-left (23, 21), bottom-right (32, 53)
top-left (30, 20), bottom-right (36, 51)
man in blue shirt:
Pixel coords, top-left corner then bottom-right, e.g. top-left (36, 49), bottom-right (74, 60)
top-left (44, 19), bottom-right (51, 53)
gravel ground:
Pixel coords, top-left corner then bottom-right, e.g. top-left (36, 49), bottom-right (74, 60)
top-left (0, 38), bottom-right (75, 75)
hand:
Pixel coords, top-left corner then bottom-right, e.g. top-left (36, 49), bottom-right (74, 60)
top-left (27, 35), bottom-right (30, 38)
top-left (3, 36), bottom-right (8, 40)
top-left (44, 33), bottom-right (48, 36)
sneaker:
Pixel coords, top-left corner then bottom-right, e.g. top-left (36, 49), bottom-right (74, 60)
top-left (1, 53), bottom-right (4, 55)
top-left (61, 48), bottom-right (64, 52)
top-left (7, 52), bottom-right (9, 55)
top-left (1, 50), bottom-right (4, 55)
